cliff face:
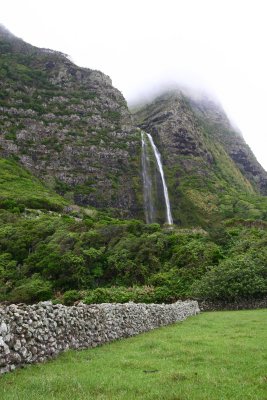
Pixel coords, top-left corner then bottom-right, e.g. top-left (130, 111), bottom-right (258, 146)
top-left (0, 26), bottom-right (142, 218)
top-left (133, 90), bottom-right (267, 226)
top-left (1, 26), bottom-right (266, 226)
top-left (188, 95), bottom-right (267, 195)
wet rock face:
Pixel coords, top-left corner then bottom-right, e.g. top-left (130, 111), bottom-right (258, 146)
top-left (0, 27), bottom-right (142, 217)
top-left (1, 26), bottom-right (266, 222)
top-left (0, 300), bottom-right (200, 374)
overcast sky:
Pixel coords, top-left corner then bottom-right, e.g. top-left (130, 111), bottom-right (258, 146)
top-left (2, 0), bottom-right (267, 170)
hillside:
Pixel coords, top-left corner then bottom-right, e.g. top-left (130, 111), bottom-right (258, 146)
top-left (0, 27), bottom-right (266, 305)
top-left (133, 90), bottom-right (267, 226)
top-left (0, 157), bottom-right (67, 211)
top-left (0, 25), bottom-right (142, 218)
top-left (1, 26), bottom-right (267, 226)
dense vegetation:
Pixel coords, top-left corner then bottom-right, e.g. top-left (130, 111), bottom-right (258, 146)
top-left (0, 155), bottom-right (266, 306)
top-left (0, 194), bottom-right (266, 304)
top-left (0, 27), bottom-right (266, 306)
top-left (2, 309), bottom-right (267, 400)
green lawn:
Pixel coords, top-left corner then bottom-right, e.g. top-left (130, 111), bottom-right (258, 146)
top-left (1, 309), bottom-right (267, 400)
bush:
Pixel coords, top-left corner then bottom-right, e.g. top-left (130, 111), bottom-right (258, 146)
top-left (83, 286), bottom-right (154, 304)
top-left (9, 275), bottom-right (52, 303)
top-left (148, 270), bottom-right (190, 298)
top-left (83, 285), bottom-right (180, 304)
top-left (84, 287), bottom-right (132, 304)
top-left (63, 290), bottom-right (81, 305)
top-left (0, 199), bottom-right (25, 213)
top-left (152, 286), bottom-right (177, 303)
top-left (191, 256), bottom-right (267, 301)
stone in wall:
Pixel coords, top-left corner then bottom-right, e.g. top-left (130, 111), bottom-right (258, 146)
top-left (0, 300), bottom-right (199, 374)
top-left (198, 297), bottom-right (267, 312)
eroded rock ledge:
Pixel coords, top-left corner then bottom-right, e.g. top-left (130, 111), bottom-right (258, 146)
top-left (0, 300), bottom-right (199, 374)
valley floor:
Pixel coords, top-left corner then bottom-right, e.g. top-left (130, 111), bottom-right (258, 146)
top-left (1, 309), bottom-right (267, 400)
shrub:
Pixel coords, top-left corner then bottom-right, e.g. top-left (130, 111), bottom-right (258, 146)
top-left (0, 199), bottom-right (25, 213)
top-left (63, 290), bottom-right (81, 305)
top-left (191, 256), bottom-right (267, 301)
top-left (84, 287), bottom-right (132, 304)
top-left (84, 286), bottom-right (158, 304)
top-left (83, 285), bottom-right (177, 304)
top-left (9, 275), bottom-right (52, 303)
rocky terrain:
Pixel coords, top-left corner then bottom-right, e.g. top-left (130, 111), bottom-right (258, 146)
top-left (0, 25), bottom-right (142, 218)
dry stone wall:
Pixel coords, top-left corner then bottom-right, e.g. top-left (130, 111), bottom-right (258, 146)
top-left (198, 297), bottom-right (267, 311)
top-left (0, 300), bottom-right (199, 374)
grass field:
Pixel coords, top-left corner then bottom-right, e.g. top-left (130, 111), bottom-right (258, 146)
top-left (1, 309), bottom-right (267, 400)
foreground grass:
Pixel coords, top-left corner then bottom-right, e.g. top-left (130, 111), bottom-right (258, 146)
top-left (1, 309), bottom-right (267, 400)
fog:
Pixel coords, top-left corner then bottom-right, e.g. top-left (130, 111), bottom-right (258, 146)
top-left (1, 0), bottom-right (267, 170)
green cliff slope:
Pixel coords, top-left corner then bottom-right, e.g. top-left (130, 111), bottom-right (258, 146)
top-left (0, 157), bottom-right (66, 211)
top-left (133, 90), bottom-right (267, 226)
top-left (0, 25), bottom-right (142, 218)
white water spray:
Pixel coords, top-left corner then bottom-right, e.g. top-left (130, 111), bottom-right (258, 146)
top-left (141, 131), bottom-right (155, 223)
top-left (141, 131), bottom-right (173, 225)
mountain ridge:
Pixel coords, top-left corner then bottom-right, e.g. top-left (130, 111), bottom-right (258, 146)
top-left (0, 26), bottom-right (266, 226)
top-left (0, 26), bottom-right (267, 306)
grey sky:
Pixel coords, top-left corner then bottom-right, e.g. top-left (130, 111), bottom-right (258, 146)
top-left (2, 0), bottom-right (267, 170)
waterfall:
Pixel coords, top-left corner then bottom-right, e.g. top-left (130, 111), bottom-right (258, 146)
top-left (141, 131), bottom-right (173, 225)
top-left (141, 131), bottom-right (155, 223)
top-left (146, 133), bottom-right (173, 225)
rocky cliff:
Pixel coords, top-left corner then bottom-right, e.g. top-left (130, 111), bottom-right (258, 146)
top-left (1, 26), bottom-right (266, 226)
top-left (0, 26), bottom-right (142, 218)
top-left (188, 93), bottom-right (267, 195)
top-left (133, 90), bottom-right (267, 225)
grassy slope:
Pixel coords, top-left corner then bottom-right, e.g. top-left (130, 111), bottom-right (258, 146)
top-left (0, 158), bottom-right (67, 210)
top-left (1, 309), bottom-right (267, 400)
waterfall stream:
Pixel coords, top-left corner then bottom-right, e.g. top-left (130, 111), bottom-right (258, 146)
top-left (141, 131), bottom-right (173, 225)
top-left (141, 131), bottom-right (155, 223)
